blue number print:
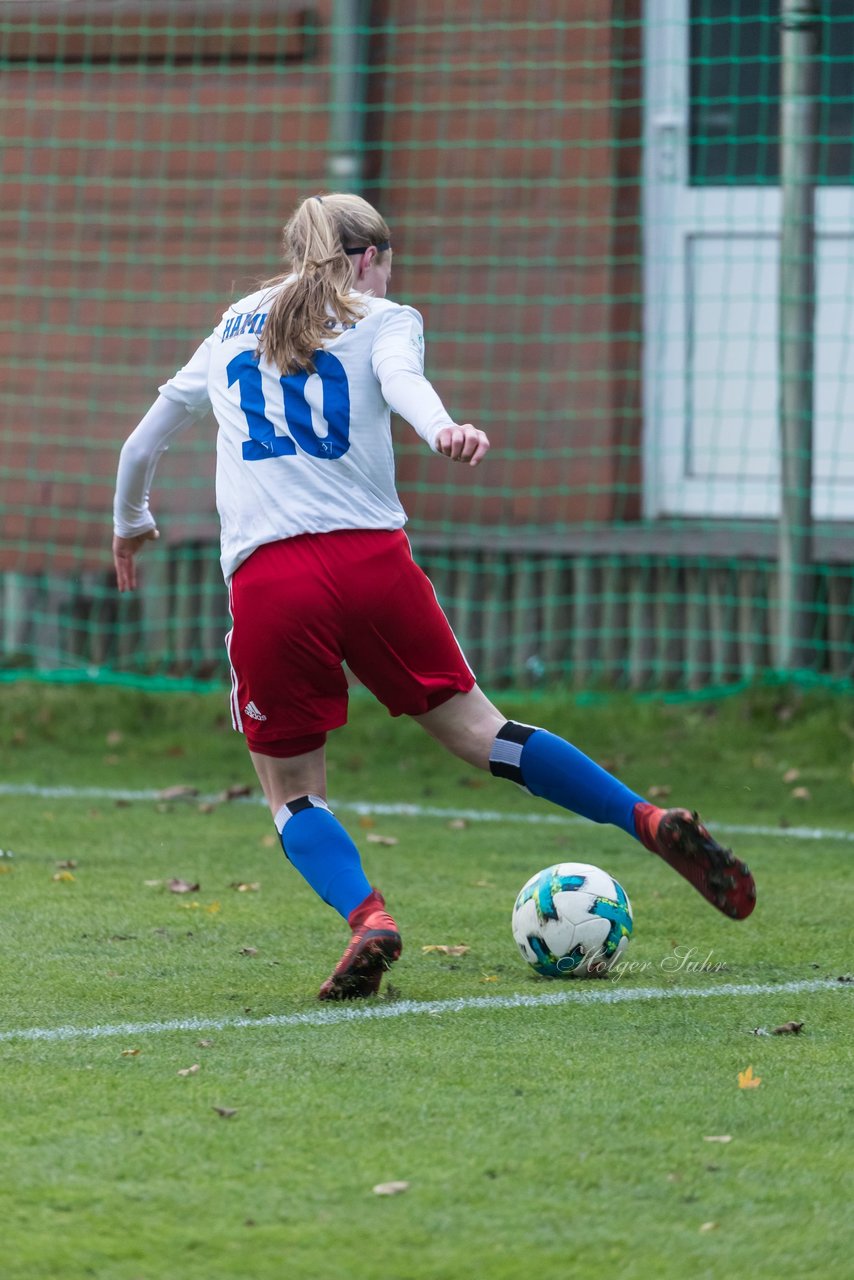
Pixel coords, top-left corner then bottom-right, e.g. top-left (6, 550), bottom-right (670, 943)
top-left (227, 349), bottom-right (351, 462)
top-left (227, 350), bottom-right (296, 460)
top-left (282, 350), bottom-right (351, 459)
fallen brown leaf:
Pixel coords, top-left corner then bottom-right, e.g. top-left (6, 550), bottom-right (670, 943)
top-left (168, 878), bottom-right (200, 894)
top-left (230, 882), bottom-right (261, 892)
top-left (366, 833), bottom-right (399, 846)
top-left (782, 767), bottom-right (801, 784)
top-left (52, 870), bottom-right (76, 883)
top-left (791, 786), bottom-right (811, 801)
top-left (220, 784), bottom-right (253, 801)
top-left (213, 1106), bottom-right (238, 1118)
top-left (372, 1181), bottom-right (409, 1196)
top-left (447, 818), bottom-right (467, 830)
top-left (357, 815), bottom-right (376, 829)
top-left (239, 946), bottom-right (259, 957)
top-left (106, 730), bottom-right (124, 747)
top-left (121, 1048), bottom-right (141, 1057)
top-left (771, 1021), bottom-right (804, 1035)
top-left (55, 859), bottom-right (77, 870)
top-left (197, 1039), bottom-right (214, 1049)
top-left (699, 1222), bottom-right (718, 1233)
top-left (647, 784), bottom-right (672, 799)
top-left (157, 785), bottom-right (199, 802)
top-left (177, 1063), bottom-right (200, 1077)
top-left (421, 944), bottom-right (470, 956)
top-left (703, 1135), bottom-right (732, 1143)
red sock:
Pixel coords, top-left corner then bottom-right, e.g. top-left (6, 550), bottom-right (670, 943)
top-left (347, 888), bottom-right (398, 932)
top-left (633, 801), bottom-right (665, 850)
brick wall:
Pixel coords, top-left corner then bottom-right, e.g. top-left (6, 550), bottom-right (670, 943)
top-left (0, 1), bottom-right (326, 573)
top-left (370, 0), bottom-right (643, 531)
top-left (0, 0), bottom-right (642, 574)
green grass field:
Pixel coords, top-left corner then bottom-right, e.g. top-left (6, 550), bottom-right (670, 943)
top-left (1, 681), bottom-right (852, 1280)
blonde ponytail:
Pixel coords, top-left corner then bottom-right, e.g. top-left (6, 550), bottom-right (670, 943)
top-left (258, 193), bottom-right (392, 376)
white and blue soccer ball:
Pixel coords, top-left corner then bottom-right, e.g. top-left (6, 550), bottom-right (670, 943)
top-left (511, 862), bottom-right (633, 978)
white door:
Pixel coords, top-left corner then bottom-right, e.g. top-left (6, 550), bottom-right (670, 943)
top-left (643, 0), bottom-right (854, 520)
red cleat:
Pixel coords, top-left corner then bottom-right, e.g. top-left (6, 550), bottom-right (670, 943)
top-left (317, 889), bottom-right (402, 1001)
top-left (634, 804), bottom-right (756, 920)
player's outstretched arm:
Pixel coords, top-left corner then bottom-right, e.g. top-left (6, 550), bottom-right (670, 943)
top-left (112, 392), bottom-right (204, 592)
top-left (113, 529), bottom-right (159, 593)
top-left (434, 423), bottom-right (490, 466)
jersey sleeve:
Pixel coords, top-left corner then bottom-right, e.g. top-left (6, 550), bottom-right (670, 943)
top-left (113, 394), bottom-right (200, 536)
top-left (370, 305), bottom-right (456, 450)
top-left (157, 329), bottom-right (218, 416)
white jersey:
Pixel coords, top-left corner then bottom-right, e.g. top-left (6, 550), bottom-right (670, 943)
top-left (114, 283), bottom-right (456, 580)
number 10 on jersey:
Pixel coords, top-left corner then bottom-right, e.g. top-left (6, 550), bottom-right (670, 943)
top-left (227, 349), bottom-right (351, 461)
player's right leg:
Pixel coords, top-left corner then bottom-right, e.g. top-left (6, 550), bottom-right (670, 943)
top-left (413, 687), bottom-right (756, 921)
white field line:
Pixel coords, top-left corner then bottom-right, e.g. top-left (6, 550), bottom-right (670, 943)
top-left (0, 979), bottom-right (845, 1045)
top-left (0, 782), bottom-right (853, 844)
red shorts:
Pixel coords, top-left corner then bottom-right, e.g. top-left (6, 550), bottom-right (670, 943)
top-left (226, 529), bottom-right (475, 757)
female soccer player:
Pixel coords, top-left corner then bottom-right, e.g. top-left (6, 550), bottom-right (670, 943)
top-left (113, 193), bottom-right (755, 1000)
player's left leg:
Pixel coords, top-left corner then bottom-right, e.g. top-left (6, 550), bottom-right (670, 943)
top-left (413, 687), bottom-right (756, 921)
top-left (252, 745), bottom-right (373, 922)
top-left (251, 747), bottom-right (402, 1000)
top-left (228, 534), bottom-right (404, 998)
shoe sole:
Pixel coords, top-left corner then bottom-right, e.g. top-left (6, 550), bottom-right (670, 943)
top-left (317, 929), bottom-right (402, 1001)
top-left (657, 811), bottom-right (757, 920)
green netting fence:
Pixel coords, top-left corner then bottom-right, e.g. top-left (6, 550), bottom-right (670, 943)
top-left (1, 1), bottom-right (852, 691)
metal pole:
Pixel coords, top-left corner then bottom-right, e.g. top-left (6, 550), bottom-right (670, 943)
top-left (778, 0), bottom-right (820, 670)
top-left (328, 0), bottom-right (368, 193)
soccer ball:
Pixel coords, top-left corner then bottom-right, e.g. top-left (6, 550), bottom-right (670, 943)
top-left (511, 862), bottom-right (633, 978)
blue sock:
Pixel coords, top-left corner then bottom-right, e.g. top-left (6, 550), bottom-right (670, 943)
top-left (489, 722), bottom-right (643, 837)
top-left (275, 795), bottom-right (372, 920)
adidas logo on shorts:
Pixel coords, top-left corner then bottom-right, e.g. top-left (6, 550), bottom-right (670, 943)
top-left (243, 701), bottom-right (267, 721)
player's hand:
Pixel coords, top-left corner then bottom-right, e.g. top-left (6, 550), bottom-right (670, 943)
top-left (435, 423), bottom-right (490, 467)
top-left (112, 528), bottom-right (159, 593)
